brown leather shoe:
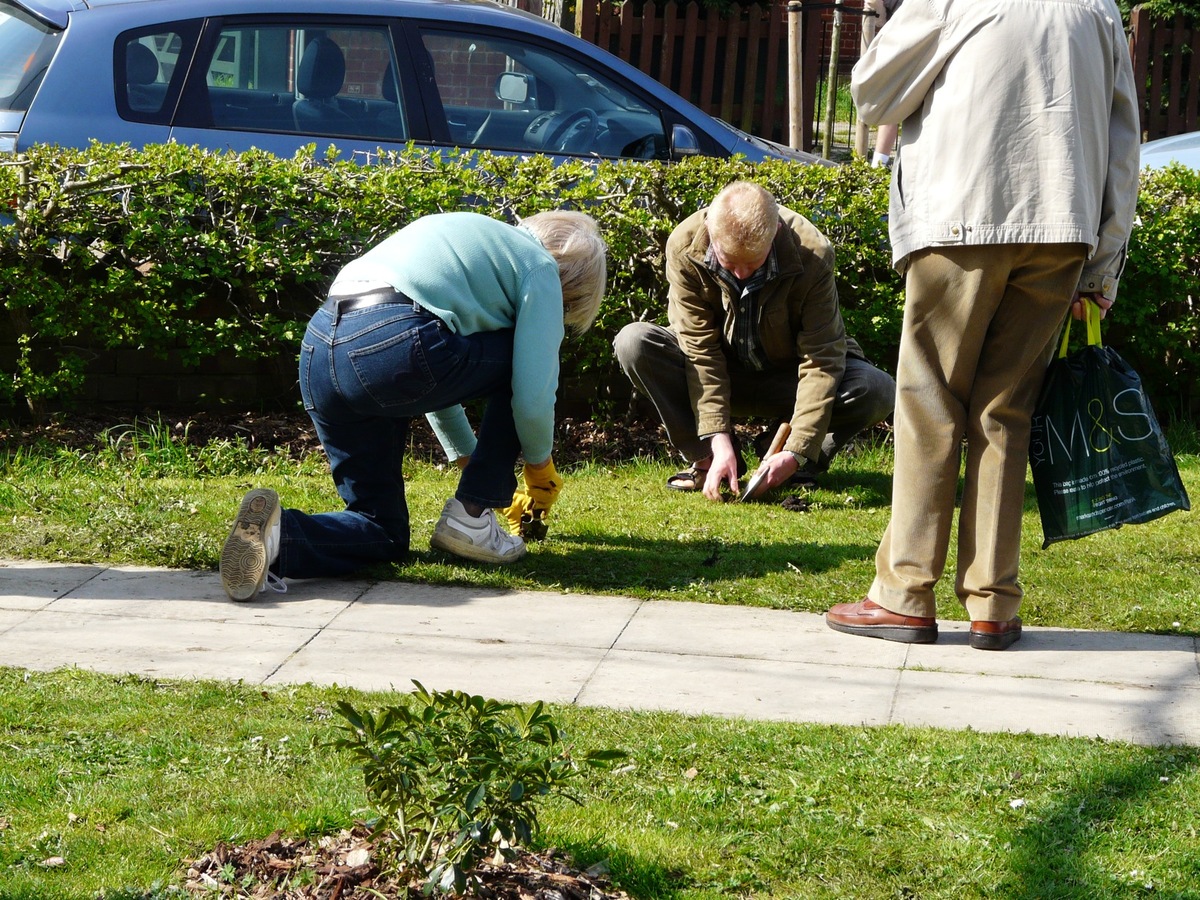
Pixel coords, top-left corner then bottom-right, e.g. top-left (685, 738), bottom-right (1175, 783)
top-left (826, 599), bottom-right (938, 644)
top-left (969, 616), bottom-right (1022, 650)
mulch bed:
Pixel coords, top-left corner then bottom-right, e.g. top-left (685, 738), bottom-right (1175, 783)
top-left (184, 824), bottom-right (630, 899)
top-left (0, 407), bottom-right (779, 468)
top-left (0, 408), bottom-right (680, 467)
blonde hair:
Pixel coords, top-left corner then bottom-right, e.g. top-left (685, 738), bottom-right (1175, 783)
top-left (520, 210), bottom-right (607, 334)
top-left (706, 181), bottom-right (779, 262)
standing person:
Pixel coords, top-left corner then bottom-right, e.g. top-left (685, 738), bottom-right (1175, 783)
top-left (826, 0), bottom-right (1140, 649)
top-left (218, 210), bottom-right (606, 601)
top-left (614, 181), bottom-right (895, 501)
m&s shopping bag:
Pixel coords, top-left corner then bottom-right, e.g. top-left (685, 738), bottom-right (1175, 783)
top-left (1028, 303), bottom-right (1190, 548)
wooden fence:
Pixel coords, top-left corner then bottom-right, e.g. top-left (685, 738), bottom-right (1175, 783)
top-left (1130, 7), bottom-right (1199, 141)
top-left (576, 0), bottom-right (859, 152)
top-left (573, 0), bottom-right (1198, 155)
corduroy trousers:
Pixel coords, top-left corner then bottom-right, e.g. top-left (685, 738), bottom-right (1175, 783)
top-left (869, 243), bottom-right (1088, 622)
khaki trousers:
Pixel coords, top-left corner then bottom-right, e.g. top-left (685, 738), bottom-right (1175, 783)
top-left (870, 243), bottom-right (1088, 621)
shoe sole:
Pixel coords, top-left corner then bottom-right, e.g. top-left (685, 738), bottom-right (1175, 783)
top-left (826, 619), bottom-right (938, 644)
top-left (430, 527), bottom-right (527, 565)
top-left (969, 629), bottom-right (1022, 651)
top-left (220, 489), bottom-right (280, 601)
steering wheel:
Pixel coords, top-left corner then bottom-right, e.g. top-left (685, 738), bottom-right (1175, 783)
top-left (545, 108), bottom-right (599, 154)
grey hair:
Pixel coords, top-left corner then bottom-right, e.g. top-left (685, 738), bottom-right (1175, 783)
top-left (520, 210), bottom-right (607, 333)
top-left (707, 181), bottom-right (779, 260)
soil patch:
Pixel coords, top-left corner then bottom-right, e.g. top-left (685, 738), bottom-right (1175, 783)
top-left (184, 824), bottom-right (629, 899)
top-left (0, 408), bottom-right (681, 467)
top-left (0, 407), bottom-right (774, 467)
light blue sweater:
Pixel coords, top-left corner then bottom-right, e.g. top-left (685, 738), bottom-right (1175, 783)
top-left (332, 212), bottom-right (564, 463)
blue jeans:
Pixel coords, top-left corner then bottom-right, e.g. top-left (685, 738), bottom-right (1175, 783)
top-left (277, 296), bottom-right (520, 579)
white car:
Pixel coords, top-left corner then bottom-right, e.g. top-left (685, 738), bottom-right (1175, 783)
top-left (1140, 131), bottom-right (1200, 170)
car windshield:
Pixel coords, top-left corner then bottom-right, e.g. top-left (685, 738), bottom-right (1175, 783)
top-left (0, 2), bottom-right (60, 112)
top-left (420, 29), bottom-right (667, 158)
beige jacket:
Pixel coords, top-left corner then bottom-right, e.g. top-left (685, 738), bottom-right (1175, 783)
top-left (851, 0), bottom-right (1140, 300)
top-left (665, 206), bottom-right (861, 462)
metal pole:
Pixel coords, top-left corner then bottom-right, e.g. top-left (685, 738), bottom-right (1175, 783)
top-left (788, 1), bottom-right (804, 151)
top-left (821, 0), bottom-right (842, 159)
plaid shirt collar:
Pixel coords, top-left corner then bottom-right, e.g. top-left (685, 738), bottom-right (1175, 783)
top-left (704, 242), bottom-right (779, 292)
top-left (704, 242), bottom-right (779, 372)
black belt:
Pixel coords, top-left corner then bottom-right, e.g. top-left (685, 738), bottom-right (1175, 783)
top-left (321, 288), bottom-right (409, 314)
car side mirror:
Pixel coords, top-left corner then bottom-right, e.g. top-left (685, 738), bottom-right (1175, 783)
top-left (670, 124), bottom-right (700, 158)
top-left (495, 72), bottom-right (531, 105)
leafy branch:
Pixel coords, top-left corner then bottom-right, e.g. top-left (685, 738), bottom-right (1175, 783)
top-left (328, 682), bottom-right (625, 897)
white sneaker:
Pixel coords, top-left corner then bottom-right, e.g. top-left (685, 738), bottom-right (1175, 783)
top-left (430, 498), bottom-right (527, 564)
top-left (220, 488), bottom-right (285, 601)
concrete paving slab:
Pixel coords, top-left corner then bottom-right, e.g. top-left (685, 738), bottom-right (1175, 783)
top-left (905, 623), bottom-right (1200, 690)
top-left (0, 609), bottom-right (312, 682)
top-left (0, 608), bottom-right (34, 633)
top-left (619, 600), bottom-right (911, 668)
top-left (48, 566), bottom-right (367, 629)
top-left (577, 648), bottom-right (901, 724)
top-left (0, 560), bottom-right (106, 610)
top-left (267, 628), bottom-right (608, 703)
top-left (891, 667), bottom-right (1200, 745)
top-left (2, 560), bottom-right (1198, 746)
top-left (334, 583), bottom-right (640, 648)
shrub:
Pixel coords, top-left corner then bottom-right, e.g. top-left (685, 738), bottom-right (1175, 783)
top-left (2, 144), bottom-right (1197, 421)
top-left (329, 683), bottom-right (624, 896)
top-left (1119, 163), bottom-right (1200, 419)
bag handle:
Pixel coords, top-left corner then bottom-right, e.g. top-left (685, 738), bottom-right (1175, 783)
top-left (1056, 299), bottom-right (1104, 358)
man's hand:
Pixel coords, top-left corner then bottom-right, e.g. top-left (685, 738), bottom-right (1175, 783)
top-left (703, 432), bottom-right (741, 501)
top-left (751, 451), bottom-right (801, 496)
top-left (1071, 291), bottom-right (1112, 321)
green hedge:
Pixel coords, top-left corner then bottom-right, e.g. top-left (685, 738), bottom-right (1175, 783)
top-left (1, 143), bottom-right (1197, 421)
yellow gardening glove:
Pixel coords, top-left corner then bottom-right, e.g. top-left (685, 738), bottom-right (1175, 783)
top-left (500, 489), bottom-right (537, 536)
top-left (499, 460), bottom-right (563, 541)
top-left (522, 459), bottom-right (562, 512)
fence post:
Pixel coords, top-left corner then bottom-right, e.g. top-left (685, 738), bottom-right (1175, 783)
top-left (788, 1), bottom-right (805, 149)
top-left (821, 0), bottom-right (844, 159)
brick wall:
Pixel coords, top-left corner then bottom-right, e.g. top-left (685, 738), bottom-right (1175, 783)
top-left (424, 38), bottom-right (513, 109)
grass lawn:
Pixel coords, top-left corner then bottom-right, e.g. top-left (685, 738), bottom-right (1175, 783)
top-left (0, 422), bottom-right (1198, 898)
top-left (1, 425), bottom-right (1196, 633)
top-left (2, 669), bottom-right (1200, 900)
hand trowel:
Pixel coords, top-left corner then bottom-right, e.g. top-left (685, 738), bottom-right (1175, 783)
top-left (739, 421), bottom-right (791, 502)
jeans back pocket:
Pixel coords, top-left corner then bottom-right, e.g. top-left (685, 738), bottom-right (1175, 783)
top-left (343, 317), bottom-right (445, 410)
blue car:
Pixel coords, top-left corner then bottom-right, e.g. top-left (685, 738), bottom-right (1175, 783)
top-left (1, 0), bottom-right (822, 164)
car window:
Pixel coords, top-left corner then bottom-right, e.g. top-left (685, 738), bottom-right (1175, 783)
top-left (185, 23), bottom-right (406, 142)
top-left (418, 29), bottom-right (669, 159)
top-left (119, 30), bottom-right (190, 120)
top-left (0, 2), bottom-right (61, 113)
